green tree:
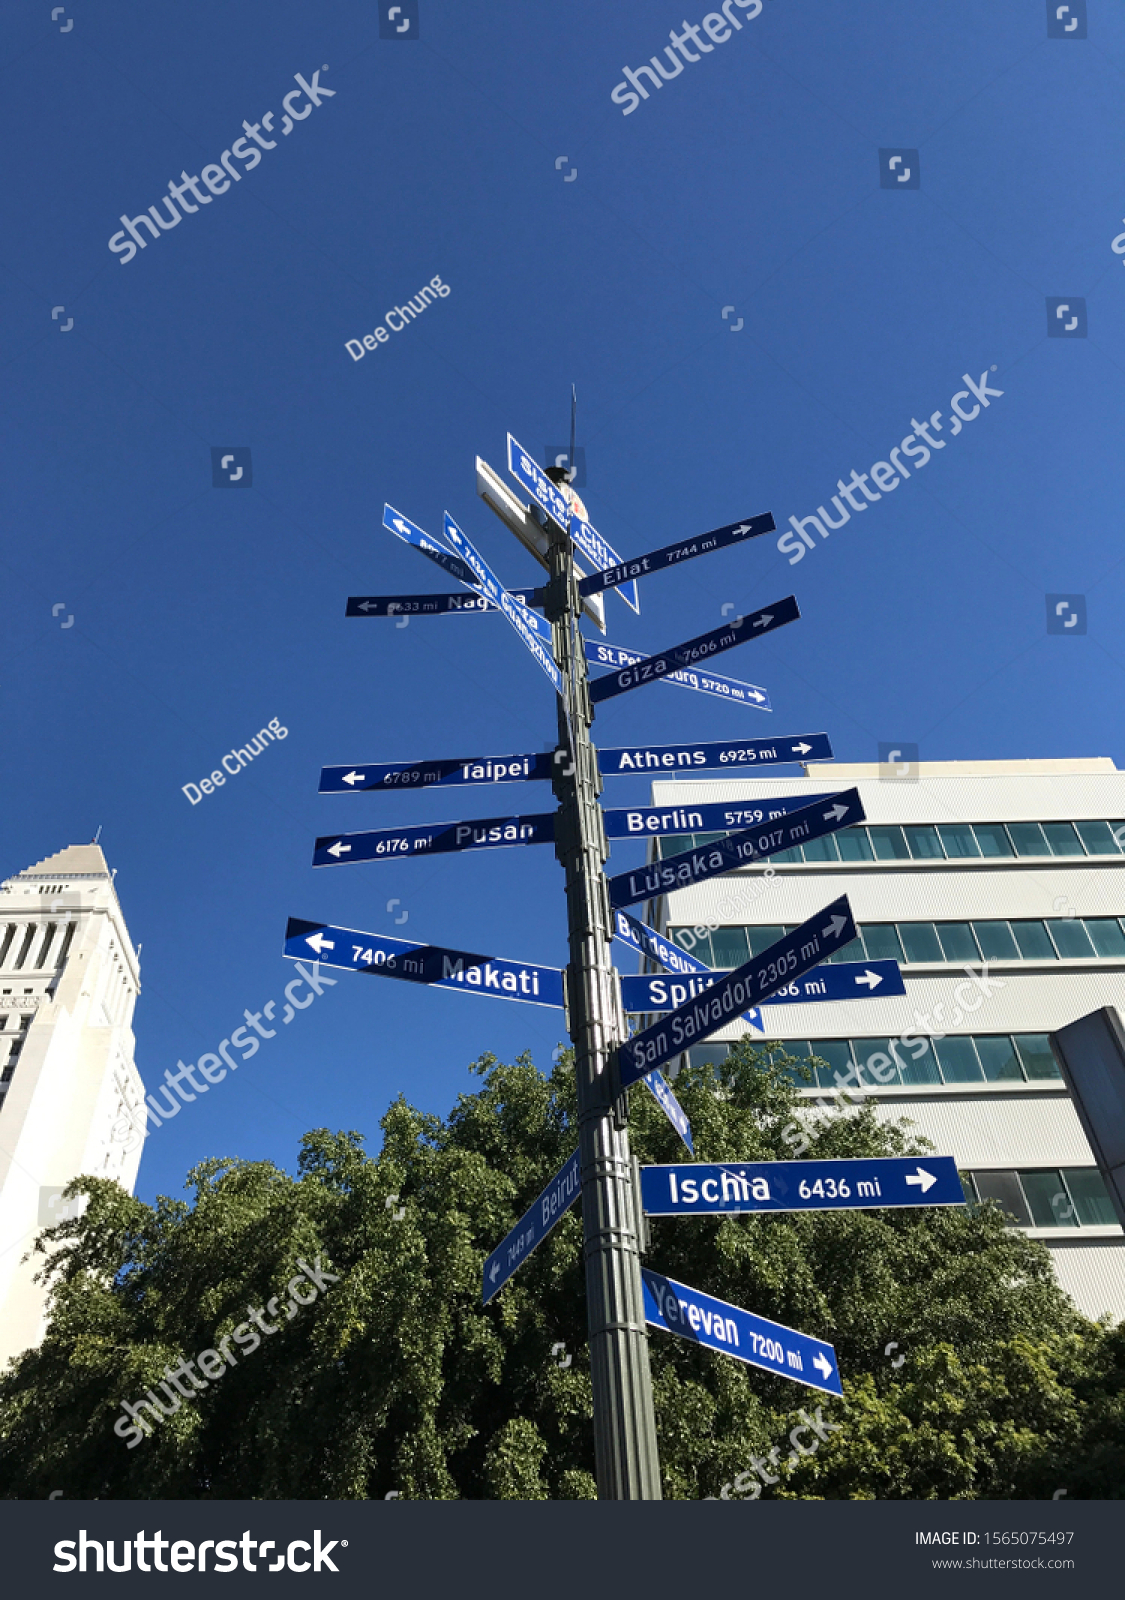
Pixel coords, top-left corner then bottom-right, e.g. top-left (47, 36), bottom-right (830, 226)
top-left (0, 1040), bottom-right (1121, 1499)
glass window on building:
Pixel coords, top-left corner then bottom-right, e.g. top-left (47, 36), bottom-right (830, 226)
top-left (896, 1034), bottom-right (942, 1086)
top-left (801, 833), bottom-right (840, 862)
top-left (853, 1038), bottom-right (902, 1086)
top-left (1007, 822), bottom-right (1049, 856)
top-left (1010, 920), bottom-right (1057, 959)
top-left (971, 921), bottom-right (1020, 961)
top-left (687, 1043), bottom-right (728, 1072)
top-left (859, 924), bottom-right (905, 963)
top-left (1020, 1170), bottom-right (1076, 1229)
top-left (770, 846), bottom-right (804, 864)
top-left (1061, 1169), bottom-right (1118, 1227)
top-left (898, 922), bottom-right (944, 962)
top-left (868, 825), bottom-right (911, 861)
top-left (1012, 1034), bottom-right (1061, 1080)
top-left (903, 825), bottom-right (944, 859)
top-left (1046, 918), bottom-right (1096, 959)
top-left (1074, 820), bottom-right (1120, 855)
top-left (935, 923), bottom-right (980, 962)
top-left (836, 829), bottom-right (874, 861)
top-left (973, 823), bottom-right (1015, 857)
top-left (807, 1038), bottom-right (854, 1090)
top-left (658, 836), bottom-right (691, 857)
top-left (1085, 918), bottom-right (1125, 957)
top-left (823, 934), bottom-right (866, 964)
top-left (971, 1171), bottom-right (1033, 1226)
top-left (936, 823), bottom-right (980, 858)
top-left (711, 927), bottom-right (749, 968)
top-left (934, 1036), bottom-right (984, 1083)
top-left (746, 925), bottom-right (788, 958)
top-left (975, 1036), bottom-right (1024, 1082)
top-left (1041, 822), bottom-right (1085, 857)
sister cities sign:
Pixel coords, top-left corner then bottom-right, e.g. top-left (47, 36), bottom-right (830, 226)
top-left (616, 897), bottom-right (856, 1088)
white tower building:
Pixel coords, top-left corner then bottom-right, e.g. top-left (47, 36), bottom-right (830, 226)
top-left (639, 758), bottom-right (1125, 1323)
top-left (0, 844), bottom-right (146, 1367)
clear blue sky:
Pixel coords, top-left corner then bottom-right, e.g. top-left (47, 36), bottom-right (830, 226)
top-left (3, 0), bottom-right (1123, 1206)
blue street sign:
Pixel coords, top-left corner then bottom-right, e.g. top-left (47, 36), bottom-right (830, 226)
top-left (483, 1148), bottom-right (581, 1303)
top-left (441, 511), bottom-right (563, 692)
top-left (644, 1069), bottom-right (694, 1154)
top-left (568, 511), bottom-right (640, 613)
top-left (506, 433), bottom-right (572, 531)
top-left (613, 909), bottom-right (762, 1032)
top-left (621, 960), bottom-right (905, 1013)
top-left (505, 434), bottom-right (639, 612)
top-left (617, 896), bottom-right (856, 1087)
top-left (640, 1156), bottom-right (964, 1217)
top-left (313, 812), bottom-right (555, 867)
top-left (319, 751), bottom-right (553, 794)
top-left (602, 792), bottom-right (836, 841)
top-left (585, 642), bottom-right (771, 710)
top-left (642, 1269), bottom-right (842, 1397)
top-left (383, 502), bottom-right (481, 589)
top-left (597, 732), bottom-right (833, 776)
top-left (578, 512), bottom-right (776, 598)
top-left (283, 917), bottom-right (564, 1008)
top-left (607, 790), bottom-right (864, 910)
top-left (589, 599), bottom-right (800, 706)
top-left (346, 590), bottom-right (540, 617)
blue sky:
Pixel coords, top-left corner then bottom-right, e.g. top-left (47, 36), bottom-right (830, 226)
top-left (2, 0), bottom-right (1124, 1206)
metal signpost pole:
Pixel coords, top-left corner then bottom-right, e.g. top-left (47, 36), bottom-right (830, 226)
top-left (543, 504), bottom-right (663, 1501)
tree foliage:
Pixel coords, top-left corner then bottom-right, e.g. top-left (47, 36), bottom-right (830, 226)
top-left (1, 1041), bottom-right (1121, 1499)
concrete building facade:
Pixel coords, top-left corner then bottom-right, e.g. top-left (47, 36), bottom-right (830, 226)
top-left (0, 844), bottom-right (145, 1367)
top-left (640, 758), bottom-right (1125, 1323)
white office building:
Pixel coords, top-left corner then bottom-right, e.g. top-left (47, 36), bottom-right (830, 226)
top-left (642, 758), bottom-right (1125, 1323)
top-left (0, 843), bottom-right (146, 1367)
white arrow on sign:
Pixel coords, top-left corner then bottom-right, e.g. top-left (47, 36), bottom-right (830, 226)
top-left (905, 1167), bottom-right (937, 1193)
top-left (342, 771), bottom-right (365, 786)
top-left (854, 969), bottom-right (884, 990)
top-left (792, 742), bottom-right (812, 754)
top-left (733, 523), bottom-right (755, 535)
top-left (358, 601), bottom-right (377, 611)
top-left (489, 1260), bottom-right (501, 1283)
top-left (813, 1352), bottom-right (833, 1380)
top-left (823, 803), bottom-right (849, 822)
top-left (327, 841), bottom-right (351, 858)
top-left (752, 613), bottom-right (773, 628)
top-left (305, 932), bottom-right (335, 954)
top-left (823, 914), bottom-right (848, 939)
top-left (749, 689), bottom-right (767, 703)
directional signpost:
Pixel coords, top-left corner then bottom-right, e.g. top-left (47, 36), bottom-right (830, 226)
top-left (642, 1271), bottom-right (842, 1397)
top-left (621, 959), bottom-right (905, 1014)
top-left (483, 1150), bottom-right (581, 1304)
top-left (295, 424), bottom-right (892, 1496)
top-left (588, 599), bottom-right (800, 705)
top-left (617, 897), bottom-right (857, 1087)
top-left (639, 1156), bottom-right (965, 1217)
top-left (586, 641), bottom-right (771, 710)
top-left (607, 789), bottom-right (864, 909)
top-left (312, 812), bottom-right (555, 868)
top-left (614, 908), bottom-right (763, 1032)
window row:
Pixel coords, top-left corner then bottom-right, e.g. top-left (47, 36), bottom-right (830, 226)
top-left (668, 915), bottom-right (1125, 969)
top-left (963, 1168), bottom-right (1117, 1230)
top-left (685, 1032), bottom-right (1061, 1087)
top-left (657, 817), bottom-right (1125, 865)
